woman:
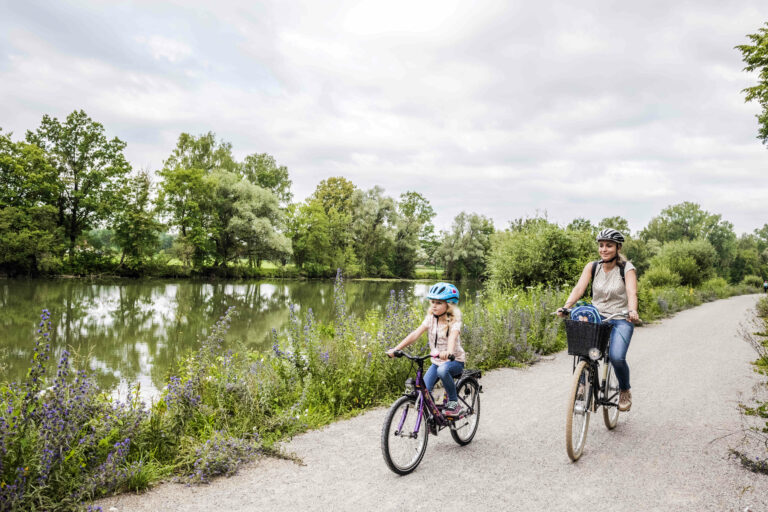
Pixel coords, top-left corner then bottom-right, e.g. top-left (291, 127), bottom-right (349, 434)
top-left (557, 228), bottom-right (639, 412)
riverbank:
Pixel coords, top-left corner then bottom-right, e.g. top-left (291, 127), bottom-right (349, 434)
top-left (98, 294), bottom-right (768, 512)
top-left (0, 276), bottom-right (759, 510)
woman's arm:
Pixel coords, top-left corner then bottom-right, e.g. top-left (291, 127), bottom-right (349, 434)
top-left (387, 323), bottom-right (428, 357)
top-left (625, 268), bottom-right (639, 323)
top-left (557, 262), bottom-right (593, 317)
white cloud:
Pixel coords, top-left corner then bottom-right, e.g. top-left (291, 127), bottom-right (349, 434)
top-left (135, 35), bottom-right (192, 63)
top-left (1, 0), bottom-right (768, 234)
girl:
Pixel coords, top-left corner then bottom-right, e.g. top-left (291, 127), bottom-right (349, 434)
top-left (387, 282), bottom-right (465, 416)
top-left (557, 228), bottom-right (639, 412)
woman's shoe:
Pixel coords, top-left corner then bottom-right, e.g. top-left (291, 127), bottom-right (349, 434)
top-left (618, 390), bottom-right (632, 412)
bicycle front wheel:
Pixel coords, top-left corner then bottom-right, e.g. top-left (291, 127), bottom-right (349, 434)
top-left (565, 360), bottom-right (591, 462)
top-left (381, 396), bottom-right (429, 475)
top-left (602, 361), bottom-right (620, 429)
top-left (450, 378), bottom-right (480, 445)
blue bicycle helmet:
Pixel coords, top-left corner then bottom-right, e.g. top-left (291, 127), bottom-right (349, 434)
top-left (426, 282), bottom-right (459, 303)
top-left (570, 304), bottom-right (602, 324)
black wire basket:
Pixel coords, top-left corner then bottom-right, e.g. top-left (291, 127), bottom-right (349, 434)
top-left (564, 319), bottom-right (613, 357)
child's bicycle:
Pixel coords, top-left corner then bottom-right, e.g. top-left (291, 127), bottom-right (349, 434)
top-left (381, 350), bottom-right (482, 475)
top-left (559, 309), bottom-right (629, 462)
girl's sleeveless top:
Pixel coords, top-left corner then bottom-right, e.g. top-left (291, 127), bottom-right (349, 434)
top-left (592, 261), bottom-right (636, 317)
top-left (421, 314), bottom-right (466, 365)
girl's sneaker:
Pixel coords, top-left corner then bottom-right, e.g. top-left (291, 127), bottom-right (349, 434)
top-left (444, 401), bottom-right (462, 417)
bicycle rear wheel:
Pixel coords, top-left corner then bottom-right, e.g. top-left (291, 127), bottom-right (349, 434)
top-left (450, 378), bottom-right (480, 445)
top-left (381, 395), bottom-right (429, 475)
top-left (565, 360), bottom-right (591, 462)
top-left (602, 361), bottom-right (620, 429)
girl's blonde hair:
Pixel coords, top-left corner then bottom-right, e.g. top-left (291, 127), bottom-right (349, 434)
top-left (443, 303), bottom-right (462, 336)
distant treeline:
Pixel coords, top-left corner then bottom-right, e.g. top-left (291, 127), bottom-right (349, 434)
top-left (2, 110), bottom-right (767, 285)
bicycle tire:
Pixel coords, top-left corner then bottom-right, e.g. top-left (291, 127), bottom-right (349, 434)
top-left (602, 361), bottom-right (620, 429)
top-left (565, 360), bottom-right (591, 462)
top-left (381, 395), bottom-right (429, 475)
top-left (450, 378), bottom-right (480, 445)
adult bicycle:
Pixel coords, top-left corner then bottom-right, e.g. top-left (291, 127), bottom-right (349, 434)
top-left (560, 309), bottom-right (629, 462)
top-left (381, 351), bottom-right (482, 475)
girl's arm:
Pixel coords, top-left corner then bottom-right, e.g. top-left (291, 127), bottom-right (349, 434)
top-left (440, 328), bottom-right (460, 360)
top-left (625, 268), bottom-right (639, 323)
top-left (387, 323), bottom-right (428, 357)
top-left (558, 262), bottom-right (593, 317)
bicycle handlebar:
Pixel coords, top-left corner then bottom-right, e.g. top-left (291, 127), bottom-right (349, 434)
top-left (392, 350), bottom-right (455, 362)
top-left (554, 308), bottom-right (635, 322)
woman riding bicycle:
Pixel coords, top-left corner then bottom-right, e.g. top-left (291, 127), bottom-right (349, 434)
top-left (387, 282), bottom-right (465, 417)
top-left (557, 228), bottom-right (639, 412)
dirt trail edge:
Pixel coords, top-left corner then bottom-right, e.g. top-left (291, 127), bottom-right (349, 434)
top-left (100, 294), bottom-right (768, 512)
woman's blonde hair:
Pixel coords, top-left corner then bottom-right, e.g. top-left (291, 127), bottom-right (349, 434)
top-left (617, 243), bottom-right (628, 264)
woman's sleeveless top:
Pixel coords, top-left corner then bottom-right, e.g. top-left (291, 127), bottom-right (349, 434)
top-left (592, 261), bottom-right (636, 317)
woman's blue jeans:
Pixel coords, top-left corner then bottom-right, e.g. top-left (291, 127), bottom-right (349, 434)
top-left (605, 318), bottom-right (634, 391)
top-left (424, 360), bottom-right (464, 402)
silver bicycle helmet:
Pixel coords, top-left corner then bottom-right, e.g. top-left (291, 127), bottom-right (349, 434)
top-left (596, 228), bottom-right (625, 244)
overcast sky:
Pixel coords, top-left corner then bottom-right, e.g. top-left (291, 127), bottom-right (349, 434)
top-left (1, 0), bottom-right (768, 234)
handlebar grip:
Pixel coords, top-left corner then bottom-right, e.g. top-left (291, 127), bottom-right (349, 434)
top-left (448, 354), bottom-right (455, 361)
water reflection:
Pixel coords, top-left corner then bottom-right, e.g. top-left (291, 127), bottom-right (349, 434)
top-left (0, 279), bottom-right (479, 398)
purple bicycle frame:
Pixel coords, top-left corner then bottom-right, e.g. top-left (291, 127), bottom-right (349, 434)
top-left (397, 364), bottom-right (449, 435)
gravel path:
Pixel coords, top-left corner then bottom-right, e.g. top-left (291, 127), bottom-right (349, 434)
top-left (100, 294), bottom-right (768, 512)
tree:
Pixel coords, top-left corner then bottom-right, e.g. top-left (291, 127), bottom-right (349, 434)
top-left (25, 110), bottom-right (132, 258)
top-left (640, 202), bottom-right (736, 277)
top-left (207, 170), bottom-right (290, 267)
top-left (162, 132), bottom-right (238, 174)
top-left (350, 186), bottom-right (397, 276)
top-left (567, 217), bottom-right (596, 234)
top-left (157, 133), bottom-right (238, 266)
top-left (312, 176), bottom-right (357, 215)
top-left (392, 191), bottom-right (436, 278)
top-left (156, 166), bottom-right (210, 266)
top-left (112, 170), bottom-right (161, 267)
top-left (598, 216), bottom-right (630, 235)
top-left (488, 219), bottom-right (580, 289)
top-left (0, 130), bottom-right (60, 209)
top-left (0, 205), bottom-right (62, 274)
top-left (649, 239), bottom-right (717, 286)
top-left (0, 130), bottom-right (65, 273)
top-left (241, 153), bottom-right (293, 205)
top-left (438, 212), bottom-right (494, 280)
top-left (737, 23), bottom-right (768, 144)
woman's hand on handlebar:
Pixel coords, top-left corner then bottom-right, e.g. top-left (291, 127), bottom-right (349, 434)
top-left (556, 307), bottom-right (570, 318)
top-left (386, 348), bottom-right (397, 358)
top-left (628, 310), bottom-right (640, 323)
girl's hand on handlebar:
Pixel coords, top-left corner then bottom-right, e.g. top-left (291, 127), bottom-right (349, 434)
top-left (556, 307), bottom-right (569, 318)
top-left (386, 348), bottom-right (397, 358)
top-left (438, 351), bottom-right (454, 361)
top-left (628, 310), bottom-right (640, 323)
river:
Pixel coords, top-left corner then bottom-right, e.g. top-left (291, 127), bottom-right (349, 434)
top-left (0, 278), bottom-right (479, 398)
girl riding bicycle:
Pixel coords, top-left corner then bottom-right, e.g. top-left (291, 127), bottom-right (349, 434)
top-left (557, 228), bottom-right (639, 412)
top-left (387, 282), bottom-right (465, 417)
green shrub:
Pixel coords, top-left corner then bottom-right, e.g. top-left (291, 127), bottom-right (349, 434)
top-left (639, 265), bottom-right (681, 288)
top-left (487, 219), bottom-right (582, 290)
top-left (698, 277), bottom-right (731, 301)
top-left (742, 274), bottom-right (764, 288)
top-left (649, 239), bottom-right (717, 286)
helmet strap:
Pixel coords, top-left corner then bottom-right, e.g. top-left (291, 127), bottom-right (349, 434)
top-left (601, 255), bottom-right (618, 264)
